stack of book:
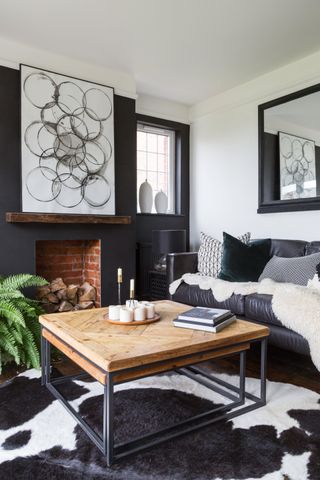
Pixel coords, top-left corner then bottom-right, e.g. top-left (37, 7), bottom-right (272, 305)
top-left (173, 307), bottom-right (236, 333)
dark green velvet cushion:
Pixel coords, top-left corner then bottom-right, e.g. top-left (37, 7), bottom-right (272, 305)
top-left (218, 232), bottom-right (271, 282)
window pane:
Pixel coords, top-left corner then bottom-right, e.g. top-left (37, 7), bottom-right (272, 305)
top-left (157, 153), bottom-right (166, 172)
top-left (137, 131), bottom-right (146, 151)
top-left (147, 152), bottom-right (157, 172)
top-left (137, 170), bottom-right (146, 188)
top-left (147, 133), bottom-right (157, 153)
top-left (137, 151), bottom-right (147, 170)
top-left (137, 124), bottom-right (175, 214)
top-left (157, 135), bottom-right (167, 154)
top-left (158, 172), bottom-right (168, 194)
top-left (147, 171), bottom-right (158, 192)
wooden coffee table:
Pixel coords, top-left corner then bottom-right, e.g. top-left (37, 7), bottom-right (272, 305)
top-left (40, 300), bottom-right (269, 466)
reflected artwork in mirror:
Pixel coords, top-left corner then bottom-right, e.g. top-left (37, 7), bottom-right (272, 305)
top-left (279, 132), bottom-right (316, 200)
top-left (258, 85), bottom-right (320, 213)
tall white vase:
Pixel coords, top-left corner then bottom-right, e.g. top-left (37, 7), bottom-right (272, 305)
top-left (139, 179), bottom-right (153, 213)
top-left (154, 190), bottom-right (168, 214)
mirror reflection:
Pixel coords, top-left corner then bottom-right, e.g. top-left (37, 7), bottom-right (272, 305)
top-left (264, 91), bottom-right (320, 200)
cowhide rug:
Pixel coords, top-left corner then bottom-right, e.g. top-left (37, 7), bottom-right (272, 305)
top-left (0, 369), bottom-right (319, 480)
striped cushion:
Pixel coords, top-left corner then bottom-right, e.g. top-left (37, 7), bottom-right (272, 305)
top-left (198, 232), bottom-right (250, 277)
top-left (259, 252), bottom-right (320, 286)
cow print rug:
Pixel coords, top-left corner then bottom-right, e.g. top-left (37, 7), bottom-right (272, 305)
top-left (0, 369), bottom-right (319, 480)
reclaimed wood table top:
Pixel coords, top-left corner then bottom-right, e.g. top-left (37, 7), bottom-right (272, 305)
top-left (39, 300), bottom-right (269, 373)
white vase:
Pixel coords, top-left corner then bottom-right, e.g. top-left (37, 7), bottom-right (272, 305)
top-left (139, 179), bottom-right (153, 213)
top-left (155, 190), bottom-right (168, 214)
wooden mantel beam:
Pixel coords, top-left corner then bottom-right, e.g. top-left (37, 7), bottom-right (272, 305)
top-left (6, 212), bottom-right (132, 225)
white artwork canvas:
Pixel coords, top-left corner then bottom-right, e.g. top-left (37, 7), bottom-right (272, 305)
top-left (279, 131), bottom-right (316, 200)
top-left (21, 64), bottom-right (115, 214)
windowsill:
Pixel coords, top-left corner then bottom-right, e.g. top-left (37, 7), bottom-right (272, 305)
top-left (136, 213), bottom-right (185, 217)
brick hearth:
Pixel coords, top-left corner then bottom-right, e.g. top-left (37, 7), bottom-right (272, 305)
top-left (36, 240), bottom-right (101, 307)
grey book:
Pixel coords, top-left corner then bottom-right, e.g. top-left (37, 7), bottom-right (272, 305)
top-left (177, 306), bottom-right (232, 325)
top-left (173, 315), bottom-right (236, 333)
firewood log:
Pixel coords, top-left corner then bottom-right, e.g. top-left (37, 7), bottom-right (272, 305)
top-left (58, 300), bottom-right (74, 312)
top-left (66, 284), bottom-right (78, 301)
top-left (46, 293), bottom-right (59, 304)
top-left (78, 282), bottom-right (97, 302)
top-left (50, 277), bottom-right (67, 293)
top-left (75, 301), bottom-right (95, 310)
top-left (43, 303), bottom-right (59, 314)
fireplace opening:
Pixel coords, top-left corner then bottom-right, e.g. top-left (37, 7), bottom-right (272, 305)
top-left (35, 239), bottom-right (101, 310)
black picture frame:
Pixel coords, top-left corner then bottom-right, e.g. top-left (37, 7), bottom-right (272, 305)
top-left (258, 82), bottom-right (320, 214)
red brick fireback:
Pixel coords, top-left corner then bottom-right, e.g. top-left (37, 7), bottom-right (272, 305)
top-left (36, 240), bottom-right (101, 307)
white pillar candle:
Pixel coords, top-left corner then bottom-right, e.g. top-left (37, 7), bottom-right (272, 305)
top-left (134, 306), bottom-right (146, 321)
top-left (109, 305), bottom-right (121, 320)
top-left (145, 303), bottom-right (155, 319)
top-left (126, 299), bottom-right (139, 308)
top-left (120, 307), bottom-right (133, 323)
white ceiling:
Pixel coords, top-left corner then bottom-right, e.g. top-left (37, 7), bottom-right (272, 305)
top-left (1, 0), bottom-right (320, 105)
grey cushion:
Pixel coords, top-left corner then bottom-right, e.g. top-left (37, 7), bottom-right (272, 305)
top-left (259, 252), bottom-right (320, 285)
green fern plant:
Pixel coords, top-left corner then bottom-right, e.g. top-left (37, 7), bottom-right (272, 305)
top-left (0, 274), bottom-right (48, 373)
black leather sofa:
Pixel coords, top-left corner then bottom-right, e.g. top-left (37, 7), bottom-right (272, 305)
top-left (167, 239), bottom-right (320, 357)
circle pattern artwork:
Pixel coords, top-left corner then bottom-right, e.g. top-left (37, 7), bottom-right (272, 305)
top-left (23, 69), bottom-right (113, 209)
top-left (280, 133), bottom-right (316, 200)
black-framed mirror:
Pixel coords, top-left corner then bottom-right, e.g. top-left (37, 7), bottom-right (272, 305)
top-left (258, 83), bottom-right (320, 213)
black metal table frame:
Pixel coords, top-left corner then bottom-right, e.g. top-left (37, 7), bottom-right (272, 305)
top-left (41, 329), bottom-right (267, 466)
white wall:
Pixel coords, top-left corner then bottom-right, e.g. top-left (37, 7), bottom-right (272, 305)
top-left (0, 35), bottom-right (136, 98)
top-left (190, 48), bottom-right (320, 248)
top-left (136, 93), bottom-right (190, 124)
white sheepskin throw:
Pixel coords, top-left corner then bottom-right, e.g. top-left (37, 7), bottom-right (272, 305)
top-left (169, 274), bottom-right (259, 302)
top-left (169, 274), bottom-right (320, 371)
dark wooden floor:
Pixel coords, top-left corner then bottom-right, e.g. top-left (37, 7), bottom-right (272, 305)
top-left (1, 344), bottom-right (319, 393)
top-left (208, 344), bottom-right (320, 394)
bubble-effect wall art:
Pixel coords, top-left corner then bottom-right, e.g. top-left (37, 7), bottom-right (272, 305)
top-left (21, 64), bottom-right (115, 214)
top-left (279, 131), bottom-right (317, 200)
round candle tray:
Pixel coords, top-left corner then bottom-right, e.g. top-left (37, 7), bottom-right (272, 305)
top-left (104, 313), bottom-right (160, 325)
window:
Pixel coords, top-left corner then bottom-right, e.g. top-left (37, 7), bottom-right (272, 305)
top-left (137, 122), bottom-right (175, 214)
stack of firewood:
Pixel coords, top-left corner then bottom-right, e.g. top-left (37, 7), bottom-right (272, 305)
top-left (37, 277), bottom-right (97, 313)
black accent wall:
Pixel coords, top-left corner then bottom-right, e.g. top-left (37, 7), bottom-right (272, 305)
top-left (0, 65), bottom-right (190, 304)
top-left (0, 65), bottom-right (137, 305)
